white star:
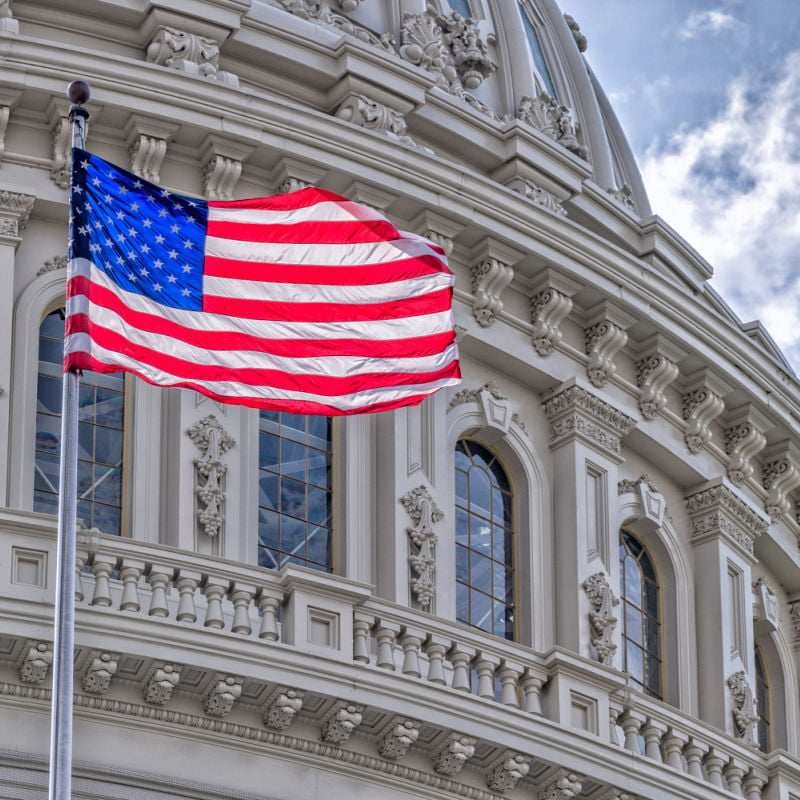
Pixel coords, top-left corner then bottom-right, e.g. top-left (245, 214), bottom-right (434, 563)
top-left (127, 227), bottom-right (138, 237)
top-left (127, 251), bottom-right (136, 260)
top-left (131, 202), bottom-right (140, 212)
top-left (119, 185), bottom-right (128, 195)
top-left (91, 177), bottom-right (101, 187)
top-left (160, 189), bottom-right (171, 198)
top-left (168, 249), bottom-right (178, 259)
top-left (127, 272), bottom-right (137, 282)
top-left (94, 221), bottom-right (103, 230)
top-left (116, 210), bottom-right (125, 220)
top-left (142, 219), bottom-right (153, 228)
top-left (167, 274), bottom-right (178, 284)
top-left (182, 264), bottom-right (192, 273)
top-left (141, 244), bottom-right (151, 254)
top-left (117, 233), bottom-right (126, 243)
top-left (80, 159), bottom-right (89, 169)
top-left (153, 282), bottom-right (163, 291)
top-left (104, 261), bottom-right (113, 270)
top-left (181, 288), bottom-right (191, 296)
top-left (188, 200), bottom-right (197, 208)
top-left (140, 267), bottom-right (150, 278)
top-left (154, 259), bottom-right (164, 269)
top-left (155, 234), bottom-right (165, 244)
top-left (183, 240), bottom-right (193, 249)
top-left (78, 225), bottom-right (89, 236)
top-left (116, 255), bottom-right (124, 265)
top-left (104, 193), bottom-right (113, 203)
top-left (72, 185), bottom-right (83, 195)
top-left (133, 180), bottom-right (143, 189)
top-left (185, 215), bottom-right (195, 224)
top-left (158, 209), bottom-right (168, 218)
top-left (170, 224), bottom-right (180, 234)
top-left (105, 238), bottom-right (113, 247)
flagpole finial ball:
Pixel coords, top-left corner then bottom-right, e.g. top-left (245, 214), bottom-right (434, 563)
top-left (67, 80), bottom-right (91, 105)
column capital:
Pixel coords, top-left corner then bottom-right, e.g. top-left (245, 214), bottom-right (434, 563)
top-left (0, 188), bottom-right (35, 245)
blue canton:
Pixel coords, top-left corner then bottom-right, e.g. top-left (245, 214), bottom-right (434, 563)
top-left (69, 147), bottom-right (208, 311)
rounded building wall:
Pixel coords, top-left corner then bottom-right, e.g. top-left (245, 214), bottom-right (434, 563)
top-left (0, 1), bottom-right (799, 799)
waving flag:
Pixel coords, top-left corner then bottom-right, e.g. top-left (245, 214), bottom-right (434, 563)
top-left (65, 148), bottom-right (460, 415)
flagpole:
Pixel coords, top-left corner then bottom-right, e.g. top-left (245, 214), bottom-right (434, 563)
top-left (48, 79), bottom-right (90, 800)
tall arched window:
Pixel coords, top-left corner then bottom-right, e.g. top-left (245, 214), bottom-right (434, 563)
top-left (518, 1), bottom-right (557, 98)
top-left (755, 645), bottom-right (771, 752)
top-left (619, 530), bottom-right (661, 698)
top-left (455, 439), bottom-right (515, 640)
top-left (258, 411), bottom-right (333, 572)
top-left (35, 309), bottom-right (125, 534)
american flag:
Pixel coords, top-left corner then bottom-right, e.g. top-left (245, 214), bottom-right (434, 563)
top-left (65, 148), bottom-right (461, 415)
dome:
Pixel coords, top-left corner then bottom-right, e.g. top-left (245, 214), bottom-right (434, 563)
top-left (1, 2), bottom-right (799, 800)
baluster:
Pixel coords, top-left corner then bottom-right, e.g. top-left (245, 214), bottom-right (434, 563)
top-left (203, 579), bottom-right (229, 629)
top-left (608, 696), bottom-right (624, 746)
top-left (742, 769), bottom-right (767, 800)
top-left (618, 709), bottom-right (645, 753)
top-left (448, 644), bottom-right (476, 692)
top-left (683, 740), bottom-right (709, 780)
top-left (147, 564), bottom-right (173, 618)
top-left (258, 589), bottom-right (282, 641)
top-left (75, 547), bottom-right (88, 603)
top-left (641, 718), bottom-right (666, 762)
top-left (497, 661), bottom-right (522, 707)
top-left (119, 558), bottom-right (145, 612)
top-left (424, 635), bottom-right (448, 685)
top-left (704, 750), bottom-right (725, 789)
top-left (521, 669), bottom-right (545, 715)
top-left (175, 569), bottom-right (201, 623)
top-left (724, 759), bottom-right (746, 797)
top-left (662, 729), bottom-right (689, 771)
top-left (90, 556), bottom-right (116, 607)
top-left (375, 620), bottom-right (401, 670)
top-left (230, 582), bottom-right (256, 634)
top-left (400, 627), bottom-right (423, 678)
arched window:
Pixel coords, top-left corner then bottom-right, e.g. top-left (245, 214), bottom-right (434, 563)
top-left (619, 530), bottom-right (661, 698)
top-left (455, 439), bottom-right (515, 640)
top-left (518, 1), bottom-right (557, 98)
top-left (755, 645), bottom-right (771, 752)
top-left (258, 411), bottom-right (333, 572)
top-left (35, 309), bottom-right (125, 534)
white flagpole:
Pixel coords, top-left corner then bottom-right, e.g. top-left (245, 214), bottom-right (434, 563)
top-left (48, 79), bottom-right (90, 800)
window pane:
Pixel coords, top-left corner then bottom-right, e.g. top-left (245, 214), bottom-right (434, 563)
top-left (519, 4), bottom-right (557, 97)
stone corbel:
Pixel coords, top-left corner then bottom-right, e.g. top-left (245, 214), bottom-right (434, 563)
top-left (634, 334), bottom-right (684, 420)
top-left (279, 0), bottom-right (394, 50)
top-left (595, 791), bottom-right (632, 800)
top-left (81, 651), bottom-right (119, 694)
top-left (263, 686), bottom-right (304, 730)
top-left (752, 577), bottom-right (779, 632)
top-left (204, 675), bottom-right (242, 717)
top-left (320, 700), bottom-right (364, 743)
top-left (517, 93), bottom-right (586, 159)
top-left (410, 209), bottom-right (462, 258)
top-left (510, 178), bottom-right (567, 216)
top-left (336, 0), bottom-right (361, 10)
top-left (271, 157), bottom-right (326, 195)
top-left (762, 441), bottom-right (800, 523)
top-left (0, 189), bottom-right (35, 245)
top-left (727, 671), bottom-right (758, 746)
top-left (583, 301), bottom-right (635, 388)
top-left (582, 572), bottom-right (619, 665)
top-left (724, 404), bottom-right (772, 487)
top-left (199, 135), bottom-right (253, 201)
top-left (377, 717), bottom-right (421, 759)
top-left (341, 180), bottom-right (395, 216)
top-left (486, 751), bottom-right (531, 792)
top-left (143, 662), bottom-right (182, 705)
top-left (146, 26), bottom-right (239, 85)
top-left (0, 90), bottom-right (20, 162)
top-left (17, 641), bottom-right (52, 684)
top-left (124, 115), bottom-right (179, 184)
top-left (789, 600), bottom-right (800, 651)
top-left (681, 369), bottom-right (730, 454)
top-left (400, 485), bottom-right (442, 610)
top-left (0, 0), bottom-right (19, 33)
top-left (470, 238), bottom-right (521, 327)
top-left (188, 414), bottom-right (236, 538)
top-left (538, 769), bottom-right (583, 800)
top-left (530, 268), bottom-right (580, 356)
top-left (433, 732), bottom-right (476, 775)
top-left (336, 94), bottom-right (431, 153)
top-left (47, 99), bottom-right (72, 189)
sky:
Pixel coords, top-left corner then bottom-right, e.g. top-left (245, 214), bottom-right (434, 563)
top-left (561, 0), bottom-right (800, 371)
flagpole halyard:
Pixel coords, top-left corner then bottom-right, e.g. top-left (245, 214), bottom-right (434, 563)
top-left (48, 79), bottom-right (90, 800)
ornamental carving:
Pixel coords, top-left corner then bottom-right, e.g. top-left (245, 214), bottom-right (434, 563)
top-left (448, 382), bottom-right (523, 439)
top-left (585, 320), bottom-right (628, 388)
top-left (471, 257), bottom-right (514, 327)
top-left (17, 642), bottom-right (52, 684)
top-left (336, 95), bottom-right (430, 152)
top-left (378, 717), bottom-right (421, 759)
top-left (564, 14), bottom-right (587, 52)
top-left (143, 662), bottom-right (182, 706)
top-left (433, 732), bottom-right (476, 775)
top-left (440, 13), bottom-right (496, 90)
top-left (129, 134), bottom-right (167, 184)
top-left (790, 600), bottom-right (800, 650)
top-left (531, 288), bottom-right (573, 356)
top-left (539, 770), bottom-right (583, 800)
top-left (189, 415), bottom-right (235, 538)
top-left (37, 255), bottom-right (67, 277)
top-left (0, 189), bottom-right (34, 239)
top-left (321, 700), bottom-right (363, 743)
top-left (203, 155), bottom-right (242, 201)
top-left (517, 93), bottom-right (586, 159)
top-left (683, 388), bottom-right (725, 454)
top-left (264, 686), bottom-right (304, 730)
top-left (752, 577), bottom-right (779, 631)
top-left (81, 651), bottom-right (118, 694)
top-left (146, 27), bottom-right (239, 85)
top-left (725, 423), bottom-right (767, 487)
top-left (763, 450), bottom-right (800, 522)
top-left (607, 184), bottom-right (635, 210)
top-left (583, 573), bottom-right (619, 665)
top-left (204, 675), bottom-right (242, 717)
top-left (636, 353), bottom-right (678, 421)
top-left (516, 181), bottom-right (566, 216)
top-left (50, 113), bottom-right (71, 189)
top-left (487, 751), bottom-right (531, 792)
top-left (727, 671), bottom-right (758, 745)
top-left (0, 105), bottom-right (9, 162)
top-left (401, 485), bottom-right (443, 610)
top-left (0, 0), bottom-right (18, 33)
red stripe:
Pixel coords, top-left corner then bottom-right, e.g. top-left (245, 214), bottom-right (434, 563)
top-left (69, 319), bottom-right (461, 394)
top-left (207, 218), bottom-right (400, 245)
top-left (67, 276), bottom-right (454, 357)
top-left (203, 287), bottom-right (453, 322)
top-left (209, 188), bottom-right (356, 212)
top-left (203, 253), bottom-right (452, 284)
top-left (66, 351), bottom-right (436, 415)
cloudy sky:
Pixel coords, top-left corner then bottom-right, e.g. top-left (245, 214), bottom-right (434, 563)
top-left (563, 0), bottom-right (800, 370)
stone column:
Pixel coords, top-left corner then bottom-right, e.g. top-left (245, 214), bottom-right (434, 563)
top-left (685, 479), bottom-right (768, 738)
top-left (0, 187), bottom-right (34, 505)
top-left (542, 378), bottom-right (636, 659)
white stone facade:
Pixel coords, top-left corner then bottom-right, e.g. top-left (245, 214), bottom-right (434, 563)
top-left (0, 1), bottom-right (799, 799)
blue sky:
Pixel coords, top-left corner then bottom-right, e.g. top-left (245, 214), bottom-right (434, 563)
top-left (563, 1), bottom-right (800, 369)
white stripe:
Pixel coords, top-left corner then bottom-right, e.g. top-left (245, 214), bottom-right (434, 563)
top-left (207, 200), bottom-right (387, 226)
top-left (203, 272), bottom-right (454, 305)
top-left (204, 235), bottom-right (445, 267)
top-left (65, 320), bottom-right (459, 376)
top-left (65, 335), bottom-right (460, 410)
top-left (69, 259), bottom-right (455, 340)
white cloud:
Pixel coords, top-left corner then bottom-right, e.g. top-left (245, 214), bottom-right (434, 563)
top-left (679, 9), bottom-right (747, 41)
top-left (640, 51), bottom-right (800, 368)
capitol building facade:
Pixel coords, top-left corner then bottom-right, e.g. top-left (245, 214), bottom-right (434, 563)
top-left (1, 1), bottom-right (799, 799)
